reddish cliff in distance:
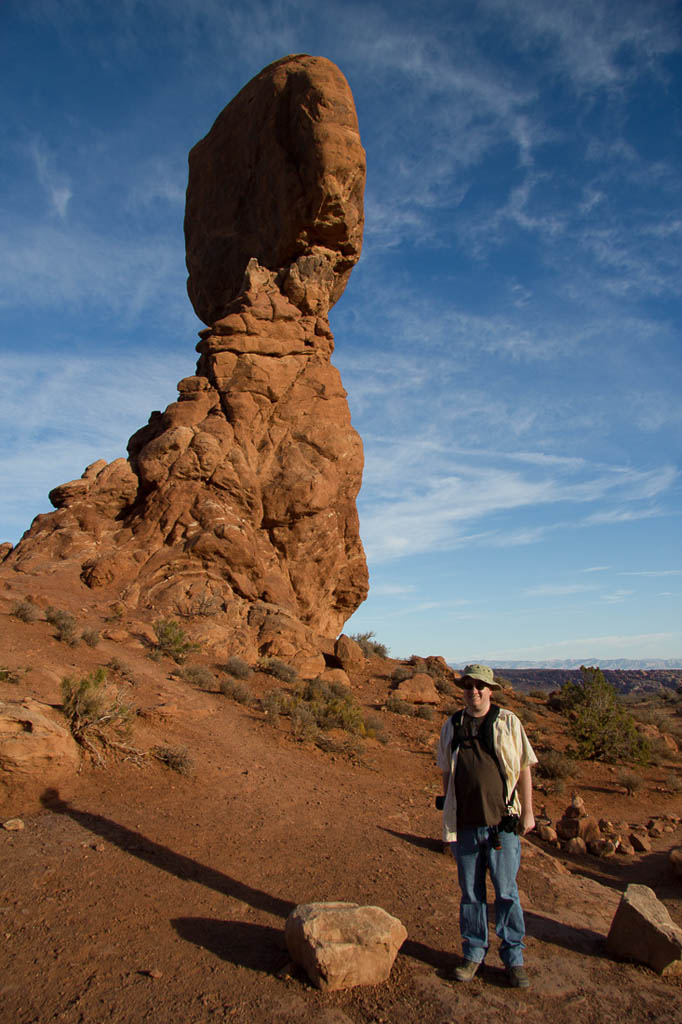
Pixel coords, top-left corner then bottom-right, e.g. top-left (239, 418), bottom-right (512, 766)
top-left (1, 55), bottom-right (369, 672)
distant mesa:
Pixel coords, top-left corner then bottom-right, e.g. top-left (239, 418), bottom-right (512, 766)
top-left (1, 55), bottom-right (369, 671)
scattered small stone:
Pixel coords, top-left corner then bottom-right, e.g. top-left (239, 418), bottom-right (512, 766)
top-left (2, 819), bottom-right (24, 831)
top-left (144, 968), bottom-right (163, 979)
top-left (630, 833), bottom-right (652, 853)
top-left (565, 837), bottom-right (587, 855)
top-left (669, 848), bottom-right (682, 878)
top-left (93, 843), bottom-right (106, 852)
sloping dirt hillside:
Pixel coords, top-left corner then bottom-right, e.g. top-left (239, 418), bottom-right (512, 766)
top-left (2, 581), bottom-right (682, 1024)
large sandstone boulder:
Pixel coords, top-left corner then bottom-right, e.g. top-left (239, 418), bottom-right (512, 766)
top-left (2, 56), bottom-right (369, 664)
top-left (607, 883), bottom-right (682, 975)
top-left (185, 54), bottom-right (365, 326)
top-left (0, 699), bottom-right (80, 796)
top-left (285, 902), bottom-right (406, 991)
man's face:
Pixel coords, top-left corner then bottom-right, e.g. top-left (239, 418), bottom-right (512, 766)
top-left (463, 680), bottom-right (492, 717)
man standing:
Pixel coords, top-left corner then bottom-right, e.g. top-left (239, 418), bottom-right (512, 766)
top-left (437, 664), bottom-right (537, 988)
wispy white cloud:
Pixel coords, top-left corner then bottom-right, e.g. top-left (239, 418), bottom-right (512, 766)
top-left (581, 565), bottom-right (611, 573)
top-left (601, 589), bottom-right (634, 603)
top-left (28, 139), bottom-right (73, 218)
top-left (619, 569), bottom-right (682, 577)
top-left (523, 583), bottom-right (597, 597)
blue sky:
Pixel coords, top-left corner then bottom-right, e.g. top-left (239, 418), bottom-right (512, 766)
top-left (1, 0), bottom-right (681, 664)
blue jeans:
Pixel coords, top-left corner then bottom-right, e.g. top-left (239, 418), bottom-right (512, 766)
top-left (452, 826), bottom-right (525, 967)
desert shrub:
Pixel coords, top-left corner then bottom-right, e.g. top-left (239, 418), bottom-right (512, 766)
top-left (106, 658), bottom-right (135, 685)
top-left (392, 665), bottom-right (411, 683)
top-left (434, 677), bottom-right (457, 697)
top-left (46, 606), bottom-right (78, 645)
top-left (416, 705), bottom-right (435, 721)
top-left (11, 599), bottom-right (39, 623)
top-left (261, 688), bottom-right (286, 721)
top-left (152, 745), bottom-right (193, 775)
top-left (81, 629), bottom-right (101, 648)
top-left (0, 665), bottom-right (21, 685)
top-left (152, 618), bottom-right (200, 663)
top-left (180, 664), bottom-right (216, 690)
top-left (559, 666), bottom-right (650, 764)
top-left (350, 631), bottom-right (389, 658)
top-left (257, 656), bottom-right (298, 684)
top-left (363, 714), bottom-right (389, 745)
top-left (61, 669), bottom-right (133, 753)
top-left (219, 676), bottom-right (253, 704)
top-left (386, 694), bottom-right (414, 716)
top-left (617, 769), bottom-right (643, 796)
top-left (175, 591), bottom-right (221, 618)
top-left (223, 655), bottom-right (253, 680)
top-left (290, 704), bottom-right (319, 741)
top-left (528, 689), bottom-right (548, 700)
top-left (665, 773), bottom-right (682, 794)
top-left (535, 750), bottom-right (574, 780)
top-left (544, 778), bottom-right (566, 796)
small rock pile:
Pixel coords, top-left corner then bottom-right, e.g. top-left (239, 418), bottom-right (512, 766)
top-left (537, 794), bottom-right (681, 858)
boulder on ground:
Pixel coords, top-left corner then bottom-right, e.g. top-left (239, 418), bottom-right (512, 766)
top-left (606, 883), bottom-right (682, 975)
top-left (334, 635), bottom-right (365, 674)
top-left (285, 901), bottom-right (406, 991)
top-left (0, 699), bottom-right (80, 796)
top-left (394, 673), bottom-right (440, 705)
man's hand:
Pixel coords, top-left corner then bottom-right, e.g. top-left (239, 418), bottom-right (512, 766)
top-left (520, 808), bottom-right (535, 835)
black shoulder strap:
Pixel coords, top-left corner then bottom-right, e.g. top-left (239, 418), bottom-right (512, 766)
top-left (449, 708), bottom-right (465, 754)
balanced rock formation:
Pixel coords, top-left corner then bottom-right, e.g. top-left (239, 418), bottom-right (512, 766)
top-left (1, 55), bottom-right (368, 667)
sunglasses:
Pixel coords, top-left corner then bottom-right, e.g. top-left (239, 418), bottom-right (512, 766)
top-left (462, 681), bottom-right (489, 691)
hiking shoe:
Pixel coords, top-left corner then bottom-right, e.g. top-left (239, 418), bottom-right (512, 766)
top-left (507, 965), bottom-right (530, 988)
top-left (453, 959), bottom-right (482, 982)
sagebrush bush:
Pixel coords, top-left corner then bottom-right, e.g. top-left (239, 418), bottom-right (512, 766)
top-left (391, 666), bottom-right (411, 683)
top-left (536, 750), bottom-right (574, 780)
top-left (152, 619), bottom-right (200, 663)
top-left (350, 631), bottom-right (389, 658)
top-left (363, 714), bottom-right (389, 745)
top-left (11, 599), bottom-right (39, 623)
top-left (61, 668), bottom-right (133, 744)
top-left (224, 655), bottom-right (253, 680)
top-left (617, 769), bottom-right (643, 796)
top-left (257, 656), bottom-right (298, 684)
top-left (81, 629), bottom-right (101, 648)
top-left (386, 694), bottom-right (414, 717)
top-left (152, 745), bottom-right (193, 775)
top-left (219, 676), bottom-right (253, 704)
top-left (416, 705), bottom-right (435, 721)
top-left (665, 772), bottom-right (682, 794)
top-left (46, 606), bottom-right (78, 645)
top-left (0, 665), bottom-right (21, 685)
top-left (180, 664), bottom-right (216, 690)
top-left (261, 688), bottom-right (285, 720)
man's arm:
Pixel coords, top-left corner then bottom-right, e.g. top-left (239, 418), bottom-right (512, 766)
top-left (517, 765), bottom-right (535, 834)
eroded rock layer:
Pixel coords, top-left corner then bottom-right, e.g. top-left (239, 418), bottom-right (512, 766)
top-left (2, 55), bottom-right (369, 668)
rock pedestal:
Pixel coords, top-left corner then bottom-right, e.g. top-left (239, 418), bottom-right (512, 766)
top-left (1, 56), bottom-right (369, 667)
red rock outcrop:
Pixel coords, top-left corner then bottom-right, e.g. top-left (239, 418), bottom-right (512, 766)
top-left (1, 55), bottom-right (369, 667)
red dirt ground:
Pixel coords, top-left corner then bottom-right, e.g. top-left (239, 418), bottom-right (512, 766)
top-left (2, 578), bottom-right (682, 1024)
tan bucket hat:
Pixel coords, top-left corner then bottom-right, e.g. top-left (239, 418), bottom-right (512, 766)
top-left (457, 663), bottom-right (502, 690)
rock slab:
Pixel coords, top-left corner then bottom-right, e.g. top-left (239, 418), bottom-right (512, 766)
top-left (606, 883), bottom-right (682, 975)
top-left (285, 901), bottom-right (407, 991)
